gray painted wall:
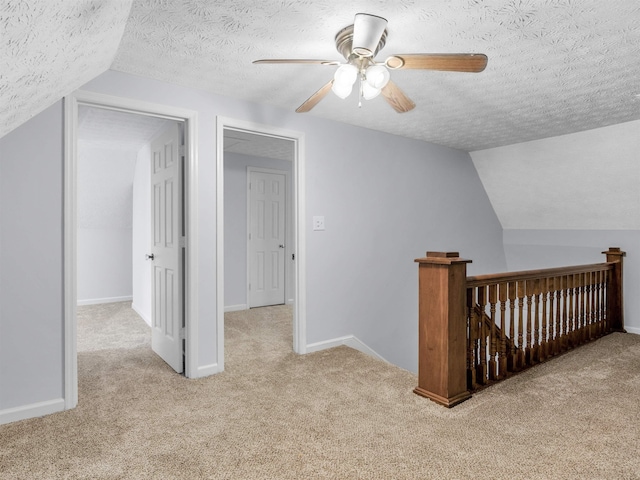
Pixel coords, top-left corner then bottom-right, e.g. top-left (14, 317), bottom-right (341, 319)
top-left (0, 102), bottom-right (64, 409)
top-left (0, 70), bottom-right (505, 418)
top-left (224, 152), bottom-right (293, 310)
top-left (303, 127), bottom-right (506, 369)
top-left (77, 142), bottom-right (135, 304)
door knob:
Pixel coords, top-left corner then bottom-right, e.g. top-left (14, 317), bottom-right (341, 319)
top-left (145, 254), bottom-right (155, 260)
top-left (279, 244), bottom-right (285, 248)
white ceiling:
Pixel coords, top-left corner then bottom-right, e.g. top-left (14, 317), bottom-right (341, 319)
top-left (78, 106), bottom-right (172, 151)
top-left (224, 129), bottom-right (294, 162)
top-left (3, 1), bottom-right (640, 152)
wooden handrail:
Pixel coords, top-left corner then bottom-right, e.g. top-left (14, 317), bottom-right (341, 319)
top-left (467, 262), bottom-right (612, 287)
top-left (414, 247), bottom-right (625, 408)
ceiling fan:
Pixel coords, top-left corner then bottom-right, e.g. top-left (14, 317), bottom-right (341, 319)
top-left (253, 13), bottom-right (488, 114)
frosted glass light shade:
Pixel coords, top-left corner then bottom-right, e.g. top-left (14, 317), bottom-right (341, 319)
top-left (365, 65), bottom-right (390, 89)
top-left (332, 64), bottom-right (358, 99)
top-left (362, 82), bottom-right (381, 100)
top-left (332, 81), bottom-right (353, 99)
top-left (333, 64), bottom-right (358, 87)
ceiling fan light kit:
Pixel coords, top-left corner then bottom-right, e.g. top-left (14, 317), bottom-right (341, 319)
top-left (253, 13), bottom-right (488, 113)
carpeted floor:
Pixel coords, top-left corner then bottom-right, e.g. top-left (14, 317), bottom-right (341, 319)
top-left (1, 302), bottom-right (640, 479)
top-left (77, 302), bottom-right (151, 352)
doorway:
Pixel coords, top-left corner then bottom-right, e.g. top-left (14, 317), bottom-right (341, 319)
top-left (76, 105), bottom-right (173, 314)
top-left (76, 109), bottom-right (185, 373)
top-left (64, 91), bottom-right (199, 410)
top-left (216, 117), bottom-right (307, 370)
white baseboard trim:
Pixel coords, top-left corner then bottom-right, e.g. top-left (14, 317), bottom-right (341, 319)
top-left (306, 335), bottom-right (388, 363)
top-left (131, 303), bottom-right (152, 327)
top-left (625, 326), bottom-right (640, 335)
top-left (77, 295), bottom-right (133, 306)
top-left (0, 398), bottom-right (65, 426)
top-left (224, 304), bottom-right (248, 313)
top-left (192, 363), bottom-right (223, 379)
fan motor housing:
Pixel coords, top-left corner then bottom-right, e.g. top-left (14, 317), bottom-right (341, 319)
top-left (335, 24), bottom-right (387, 61)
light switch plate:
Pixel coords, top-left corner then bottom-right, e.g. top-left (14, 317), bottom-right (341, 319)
top-left (313, 216), bottom-right (325, 231)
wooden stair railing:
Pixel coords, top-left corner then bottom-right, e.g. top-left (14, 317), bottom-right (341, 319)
top-left (414, 248), bottom-right (625, 408)
top-left (470, 304), bottom-right (514, 388)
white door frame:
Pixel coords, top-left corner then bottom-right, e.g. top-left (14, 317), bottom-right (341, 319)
top-left (63, 90), bottom-right (199, 410)
top-left (247, 166), bottom-right (290, 308)
top-left (216, 117), bottom-right (306, 370)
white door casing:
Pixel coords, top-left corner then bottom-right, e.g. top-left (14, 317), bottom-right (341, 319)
top-left (150, 123), bottom-right (184, 373)
top-left (248, 169), bottom-right (286, 308)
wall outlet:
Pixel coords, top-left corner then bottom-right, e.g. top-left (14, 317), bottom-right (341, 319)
top-left (313, 216), bottom-right (325, 231)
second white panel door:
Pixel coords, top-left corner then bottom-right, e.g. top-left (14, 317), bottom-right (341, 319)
top-left (248, 170), bottom-right (286, 308)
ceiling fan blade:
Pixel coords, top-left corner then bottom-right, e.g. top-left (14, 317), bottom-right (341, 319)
top-left (381, 81), bottom-right (416, 113)
top-left (253, 59), bottom-right (341, 66)
top-left (385, 54), bottom-right (488, 72)
top-left (296, 80), bottom-right (334, 113)
top-left (352, 13), bottom-right (387, 57)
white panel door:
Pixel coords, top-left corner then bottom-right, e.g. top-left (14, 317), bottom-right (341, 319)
top-left (249, 170), bottom-right (286, 308)
top-left (150, 123), bottom-right (183, 373)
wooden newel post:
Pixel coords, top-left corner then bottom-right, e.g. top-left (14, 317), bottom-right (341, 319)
top-left (414, 251), bottom-right (472, 407)
top-left (603, 247), bottom-right (626, 332)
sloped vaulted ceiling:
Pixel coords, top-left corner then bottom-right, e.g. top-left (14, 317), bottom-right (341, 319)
top-left (0, 0), bottom-right (133, 138)
top-left (2, 1), bottom-right (640, 151)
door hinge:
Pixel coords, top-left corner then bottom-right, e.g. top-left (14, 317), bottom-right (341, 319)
top-left (180, 236), bottom-right (186, 248)
top-left (292, 253), bottom-right (295, 261)
top-left (179, 327), bottom-right (185, 340)
top-left (179, 145), bottom-right (186, 157)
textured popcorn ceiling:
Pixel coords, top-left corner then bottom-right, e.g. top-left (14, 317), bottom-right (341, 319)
top-left (3, 1), bottom-right (640, 151)
top-left (224, 129), bottom-right (294, 162)
top-left (78, 106), bottom-right (171, 151)
top-left (110, 0), bottom-right (640, 151)
top-left (0, 0), bottom-right (133, 138)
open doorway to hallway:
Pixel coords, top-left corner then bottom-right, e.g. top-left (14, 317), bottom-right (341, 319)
top-left (223, 130), bottom-right (295, 354)
top-left (64, 90), bottom-right (199, 410)
top-left (216, 118), bottom-right (307, 370)
top-left (76, 105), bottom-right (185, 370)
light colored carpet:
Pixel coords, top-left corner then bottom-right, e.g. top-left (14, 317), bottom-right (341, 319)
top-left (77, 302), bottom-right (150, 352)
top-left (1, 302), bottom-right (640, 479)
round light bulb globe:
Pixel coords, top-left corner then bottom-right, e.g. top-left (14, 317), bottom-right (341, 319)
top-left (362, 82), bottom-right (381, 100)
top-left (332, 81), bottom-right (353, 99)
top-left (333, 64), bottom-right (358, 87)
top-left (365, 65), bottom-right (390, 89)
